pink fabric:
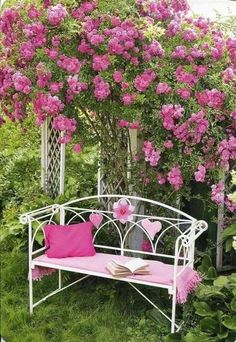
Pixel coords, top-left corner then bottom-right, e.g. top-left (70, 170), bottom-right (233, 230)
top-left (31, 266), bottom-right (56, 281)
top-left (33, 253), bottom-right (201, 303)
top-left (43, 222), bottom-right (96, 258)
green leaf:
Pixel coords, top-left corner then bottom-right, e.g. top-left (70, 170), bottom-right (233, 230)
top-left (164, 333), bottom-right (182, 342)
top-left (222, 316), bottom-right (236, 331)
top-left (197, 285), bottom-right (226, 300)
top-left (194, 302), bottom-right (214, 317)
top-left (198, 255), bottom-right (212, 274)
top-left (230, 297), bottom-right (236, 312)
top-left (232, 287), bottom-right (236, 296)
top-left (221, 223), bottom-right (236, 239)
top-left (213, 276), bottom-right (229, 288)
top-left (217, 328), bottom-right (228, 339)
top-left (200, 317), bottom-right (219, 333)
top-left (225, 238), bottom-right (233, 252)
top-left (207, 266), bottom-right (217, 280)
top-left (228, 274), bottom-right (236, 283)
top-left (185, 331), bottom-right (217, 342)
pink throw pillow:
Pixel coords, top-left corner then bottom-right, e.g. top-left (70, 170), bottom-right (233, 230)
top-left (43, 222), bottom-right (96, 258)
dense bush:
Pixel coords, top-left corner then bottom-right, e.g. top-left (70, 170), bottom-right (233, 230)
top-left (0, 0), bottom-right (235, 211)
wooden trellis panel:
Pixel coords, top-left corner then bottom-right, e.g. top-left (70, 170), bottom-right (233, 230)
top-left (41, 118), bottom-right (65, 198)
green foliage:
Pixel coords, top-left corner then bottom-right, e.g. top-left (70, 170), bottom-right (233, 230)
top-left (221, 222), bottom-right (236, 252)
top-left (0, 117), bottom-right (97, 250)
top-left (166, 256), bottom-right (236, 342)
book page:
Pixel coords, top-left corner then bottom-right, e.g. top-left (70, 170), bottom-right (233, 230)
top-left (111, 258), bottom-right (148, 273)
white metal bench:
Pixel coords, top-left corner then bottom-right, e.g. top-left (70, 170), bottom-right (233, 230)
top-left (20, 195), bottom-right (208, 333)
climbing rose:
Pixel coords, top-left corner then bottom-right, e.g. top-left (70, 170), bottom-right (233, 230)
top-left (28, 5), bottom-right (41, 19)
top-left (20, 41), bottom-right (35, 60)
top-left (73, 143), bottom-right (82, 153)
top-left (122, 93), bottom-right (136, 105)
top-left (47, 4), bottom-right (67, 26)
top-left (196, 89), bottom-right (225, 109)
top-left (167, 166), bottom-right (183, 191)
top-left (194, 165), bottom-right (206, 182)
top-left (92, 54), bottom-right (110, 71)
top-left (113, 70), bottom-right (123, 83)
top-left (134, 69), bottom-right (156, 92)
top-left (12, 72), bottom-right (31, 94)
top-left (211, 182), bottom-right (225, 205)
top-left (143, 141), bottom-right (161, 166)
top-left (57, 55), bottom-right (81, 74)
top-left (93, 75), bottom-right (111, 101)
top-left (119, 120), bottom-right (129, 128)
top-left (156, 82), bottom-right (172, 94)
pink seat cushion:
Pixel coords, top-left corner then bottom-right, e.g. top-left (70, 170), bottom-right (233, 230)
top-left (33, 253), bottom-right (201, 303)
top-left (43, 222), bottom-right (96, 258)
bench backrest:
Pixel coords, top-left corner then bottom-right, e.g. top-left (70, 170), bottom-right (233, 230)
top-left (20, 195), bottom-right (207, 266)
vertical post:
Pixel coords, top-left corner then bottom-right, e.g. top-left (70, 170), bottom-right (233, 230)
top-left (216, 171), bottom-right (225, 272)
top-left (41, 120), bottom-right (47, 192)
top-left (59, 136), bottom-right (65, 195)
top-left (127, 129), bottom-right (144, 251)
top-left (28, 219), bottom-right (33, 314)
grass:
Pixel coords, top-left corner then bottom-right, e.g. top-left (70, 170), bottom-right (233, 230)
top-left (1, 250), bottom-right (170, 342)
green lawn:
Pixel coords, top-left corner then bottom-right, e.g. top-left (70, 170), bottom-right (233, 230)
top-left (1, 251), bottom-right (171, 342)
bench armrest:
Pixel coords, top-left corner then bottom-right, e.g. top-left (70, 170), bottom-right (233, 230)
top-left (19, 204), bottom-right (60, 224)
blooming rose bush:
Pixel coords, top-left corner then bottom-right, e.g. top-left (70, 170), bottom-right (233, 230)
top-left (0, 0), bottom-right (235, 213)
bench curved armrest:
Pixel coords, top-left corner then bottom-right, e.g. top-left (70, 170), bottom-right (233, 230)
top-left (19, 204), bottom-right (60, 224)
top-left (173, 220), bottom-right (208, 280)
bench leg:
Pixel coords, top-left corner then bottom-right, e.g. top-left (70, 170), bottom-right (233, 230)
top-left (171, 289), bottom-right (177, 333)
top-left (29, 268), bottom-right (33, 314)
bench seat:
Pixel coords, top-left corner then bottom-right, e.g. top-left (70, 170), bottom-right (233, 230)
top-left (33, 252), bottom-right (200, 302)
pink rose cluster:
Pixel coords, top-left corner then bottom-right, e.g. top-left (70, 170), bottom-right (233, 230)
top-left (93, 76), bottom-right (111, 101)
top-left (226, 38), bottom-right (236, 65)
top-left (167, 165), bottom-right (184, 191)
top-left (122, 93), bottom-right (136, 106)
top-left (67, 75), bottom-right (88, 102)
top-left (72, 1), bottom-right (97, 20)
top-left (0, 8), bottom-right (19, 47)
top-left (52, 115), bottom-right (77, 144)
top-left (194, 165), bottom-right (206, 182)
top-left (143, 40), bottom-right (165, 61)
top-left (136, 0), bottom-right (189, 21)
top-left (12, 72), bottom-right (32, 94)
top-left (0, 66), bottom-right (13, 98)
top-left (119, 120), bottom-right (139, 129)
top-left (218, 136), bottom-right (236, 170)
top-left (160, 104), bottom-right (184, 130)
top-left (142, 141), bottom-right (161, 166)
top-left (174, 110), bottom-right (209, 144)
top-left (92, 54), bottom-right (110, 72)
top-left (211, 181), bottom-right (224, 205)
top-left (47, 4), bottom-right (67, 26)
top-left (134, 69), bottom-right (156, 92)
top-left (23, 22), bottom-right (47, 48)
top-left (36, 63), bottom-right (52, 88)
top-left (196, 89), bottom-right (225, 109)
top-left (33, 93), bottom-right (64, 124)
top-left (156, 82), bottom-right (172, 94)
top-left (57, 55), bottom-right (81, 74)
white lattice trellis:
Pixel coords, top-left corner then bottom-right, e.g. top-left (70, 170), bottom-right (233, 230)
top-left (41, 118), bottom-right (65, 198)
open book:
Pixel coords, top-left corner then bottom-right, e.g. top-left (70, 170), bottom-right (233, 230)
top-left (106, 258), bottom-right (150, 276)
